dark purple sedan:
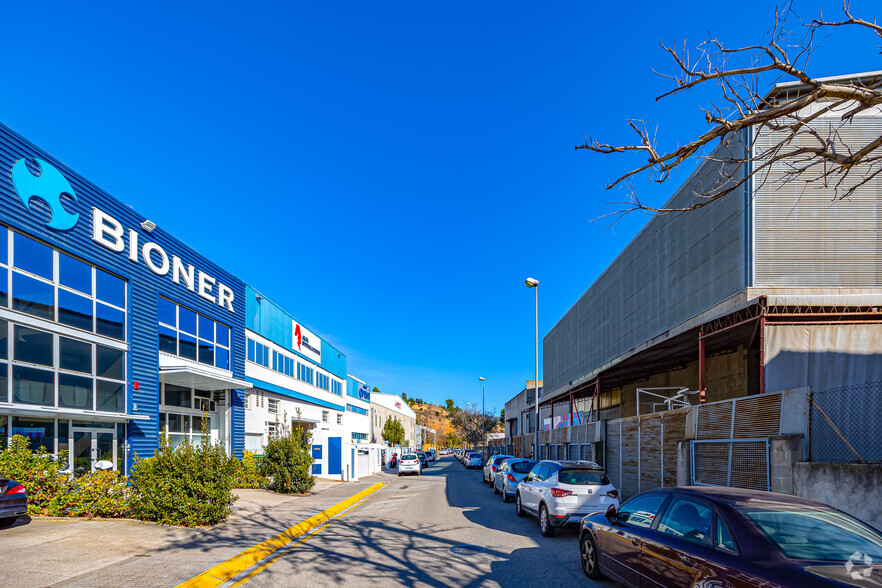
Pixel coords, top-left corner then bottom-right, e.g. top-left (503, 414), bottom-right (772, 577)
top-left (579, 486), bottom-right (882, 587)
top-left (0, 477), bottom-right (27, 528)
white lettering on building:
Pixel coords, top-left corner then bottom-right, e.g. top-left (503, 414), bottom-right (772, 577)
top-left (91, 207), bottom-right (235, 313)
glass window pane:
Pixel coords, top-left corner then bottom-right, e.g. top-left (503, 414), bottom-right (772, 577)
top-left (96, 380), bottom-right (124, 413)
top-left (0, 265), bottom-right (8, 309)
top-left (13, 233), bottom-right (53, 279)
top-left (618, 493), bottom-right (668, 529)
top-left (96, 269), bottom-right (125, 308)
top-left (158, 324), bottom-right (177, 355)
top-left (247, 338), bottom-right (255, 361)
top-left (13, 365), bottom-right (54, 406)
top-left (179, 332), bottom-right (197, 361)
top-left (0, 225), bottom-right (7, 265)
top-left (216, 324), bottom-right (229, 347)
top-left (0, 319), bottom-right (6, 361)
top-left (658, 497), bottom-right (712, 545)
top-left (179, 307), bottom-right (196, 335)
top-left (0, 363), bottom-right (7, 403)
top-left (158, 297), bottom-right (176, 327)
top-left (96, 345), bottom-right (124, 380)
top-left (12, 272), bottom-right (54, 320)
top-left (58, 289), bottom-right (93, 331)
top-left (60, 337), bottom-right (92, 373)
top-left (14, 325), bottom-right (53, 366)
top-left (11, 416), bottom-right (54, 452)
top-left (215, 346), bottom-right (229, 370)
top-left (194, 415), bottom-right (210, 434)
top-left (198, 340), bottom-right (214, 366)
top-left (164, 385), bottom-right (191, 408)
top-left (59, 253), bottom-right (92, 295)
top-left (59, 373), bottom-right (93, 410)
top-left (198, 315), bottom-right (213, 342)
top-left (167, 412), bottom-right (185, 433)
top-left (96, 303), bottom-right (125, 341)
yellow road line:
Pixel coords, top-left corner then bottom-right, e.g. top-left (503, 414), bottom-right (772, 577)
top-left (175, 482), bottom-right (385, 588)
top-left (229, 497), bottom-right (361, 587)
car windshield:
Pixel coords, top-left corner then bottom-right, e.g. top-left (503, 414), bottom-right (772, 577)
top-left (469, 453), bottom-right (481, 458)
top-left (557, 468), bottom-right (610, 485)
top-left (510, 461), bottom-right (535, 474)
top-left (492, 456), bottom-right (508, 465)
top-left (402, 454), bottom-right (417, 460)
top-left (746, 509), bottom-right (882, 562)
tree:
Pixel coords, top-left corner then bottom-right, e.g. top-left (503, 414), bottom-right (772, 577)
top-left (372, 387), bottom-right (381, 394)
top-left (445, 398), bottom-right (456, 413)
top-left (382, 417), bottom-right (405, 446)
top-left (577, 2), bottom-right (882, 217)
top-left (500, 408), bottom-right (505, 422)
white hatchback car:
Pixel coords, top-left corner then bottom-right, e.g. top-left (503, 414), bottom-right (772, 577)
top-left (515, 460), bottom-right (620, 537)
top-left (398, 453), bottom-right (422, 476)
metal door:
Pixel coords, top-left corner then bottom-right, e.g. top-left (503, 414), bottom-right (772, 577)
top-left (71, 427), bottom-right (117, 475)
top-left (328, 437), bottom-right (342, 475)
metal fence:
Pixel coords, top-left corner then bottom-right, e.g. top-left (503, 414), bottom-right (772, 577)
top-left (809, 381), bottom-right (882, 463)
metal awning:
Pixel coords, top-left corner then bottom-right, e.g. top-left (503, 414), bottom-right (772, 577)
top-left (159, 366), bottom-right (252, 391)
top-left (0, 403), bottom-right (149, 422)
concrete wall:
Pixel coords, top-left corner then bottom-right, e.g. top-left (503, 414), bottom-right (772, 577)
top-left (793, 462), bottom-right (882, 532)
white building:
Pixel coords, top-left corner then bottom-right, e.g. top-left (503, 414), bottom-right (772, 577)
top-left (370, 392), bottom-right (417, 449)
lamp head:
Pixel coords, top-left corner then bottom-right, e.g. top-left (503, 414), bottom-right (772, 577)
top-left (525, 277), bottom-right (539, 288)
top-left (479, 377), bottom-right (485, 382)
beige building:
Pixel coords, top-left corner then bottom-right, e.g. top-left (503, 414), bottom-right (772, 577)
top-left (369, 391), bottom-right (417, 449)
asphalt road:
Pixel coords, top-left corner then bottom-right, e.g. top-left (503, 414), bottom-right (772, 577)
top-left (242, 455), bottom-right (618, 587)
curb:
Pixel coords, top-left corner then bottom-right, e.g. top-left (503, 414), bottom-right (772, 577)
top-left (175, 481), bottom-right (386, 588)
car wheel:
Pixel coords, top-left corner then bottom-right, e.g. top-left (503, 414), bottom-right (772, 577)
top-left (0, 517), bottom-right (15, 529)
top-left (515, 492), bottom-right (526, 517)
top-left (502, 489), bottom-right (511, 503)
top-left (493, 482), bottom-right (500, 494)
top-left (580, 533), bottom-right (603, 579)
top-left (539, 504), bottom-right (556, 537)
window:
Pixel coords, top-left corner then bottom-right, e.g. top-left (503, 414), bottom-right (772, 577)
top-left (3, 229), bottom-right (127, 341)
top-left (657, 497), bottom-right (713, 546)
top-left (297, 362), bottom-right (314, 385)
top-left (321, 410), bottom-right (328, 423)
top-left (617, 493), bottom-right (668, 529)
top-left (158, 297), bottom-right (231, 369)
top-left (336, 413), bottom-right (342, 425)
top-left (157, 412), bottom-right (212, 447)
top-left (332, 380), bottom-right (342, 396)
top-left (715, 515), bottom-right (738, 553)
top-left (346, 404), bottom-right (368, 415)
top-left (245, 393), bottom-right (251, 410)
top-left (352, 432), bottom-right (367, 441)
top-left (268, 398), bottom-right (279, 414)
top-left (316, 373), bottom-right (330, 391)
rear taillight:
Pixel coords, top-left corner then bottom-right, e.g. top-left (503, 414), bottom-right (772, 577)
top-left (7, 483), bottom-right (26, 495)
top-left (606, 489), bottom-right (619, 499)
top-left (550, 488), bottom-right (572, 498)
top-left (507, 474), bottom-right (516, 482)
top-left (491, 466), bottom-right (497, 472)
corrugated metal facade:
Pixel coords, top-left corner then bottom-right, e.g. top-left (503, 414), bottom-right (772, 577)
top-left (0, 121), bottom-right (247, 465)
top-left (754, 114), bottom-right (882, 286)
top-left (544, 139), bottom-right (749, 395)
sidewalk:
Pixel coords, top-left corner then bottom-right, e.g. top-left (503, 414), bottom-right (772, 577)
top-left (0, 473), bottom-right (393, 588)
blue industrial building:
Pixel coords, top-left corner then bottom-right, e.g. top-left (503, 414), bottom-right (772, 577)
top-left (0, 121), bottom-right (374, 476)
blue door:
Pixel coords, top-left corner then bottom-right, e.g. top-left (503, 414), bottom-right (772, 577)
top-left (328, 437), bottom-right (342, 475)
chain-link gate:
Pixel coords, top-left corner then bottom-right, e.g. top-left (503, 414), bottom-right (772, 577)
top-left (691, 439), bottom-right (770, 491)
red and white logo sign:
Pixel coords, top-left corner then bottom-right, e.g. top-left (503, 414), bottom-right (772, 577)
top-left (292, 320), bottom-right (321, 363)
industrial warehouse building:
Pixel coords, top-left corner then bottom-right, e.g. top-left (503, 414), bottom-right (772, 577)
top-left (495, 72), bottom-right (882, 526)
top-left (0, 121), bottom-right (378, 479)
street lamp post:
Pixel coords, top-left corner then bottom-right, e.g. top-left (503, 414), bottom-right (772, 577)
top-left (525, 277), bottom-right (539, 461)
top-left (479, 376), bottom-right (485, 461)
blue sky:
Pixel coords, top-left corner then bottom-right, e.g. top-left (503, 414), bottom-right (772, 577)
top-left (1, 1), bottom-right (878, 414)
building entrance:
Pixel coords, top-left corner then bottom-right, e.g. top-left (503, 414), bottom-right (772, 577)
top-left (71, 426), bottom-right (117, 475)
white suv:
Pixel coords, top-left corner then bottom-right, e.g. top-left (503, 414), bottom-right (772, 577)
top-left (515, 460), bottom-right (620, 537)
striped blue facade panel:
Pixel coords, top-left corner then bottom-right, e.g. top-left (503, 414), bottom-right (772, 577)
top-left (245, 285), bottom-right (347, 379)
top-left (0, 122), bottom-right (246, 469)
top-left (231, 389), bottom-right (245, 459)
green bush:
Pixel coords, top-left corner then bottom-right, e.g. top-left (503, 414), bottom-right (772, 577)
top-left (232, 450), bottom-right (267, 489)
top-left (260, 424), bottom-right (315, 494)
top-left (52, 470), bottom-right (131, 519)
top-left (129, 432), bottom-right (238, 526)
top-left (0, 435), bottom-right (69, 516)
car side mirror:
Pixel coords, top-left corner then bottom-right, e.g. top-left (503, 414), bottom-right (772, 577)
top-left (605, 505), bottom-right (618, 525)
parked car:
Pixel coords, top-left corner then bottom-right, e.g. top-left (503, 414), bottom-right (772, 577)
top-left (482, 454), bottom-right (514, 484)
top-left (493, 458), bottom-right (537, 502)
top-left (0, 477), bottom-right (27, 528)
top-left (516, 460), bottom-right (619, 537)
top-left (397, 454), bottom-right (422, 476)
top-left (579, 486), bottom-right (882, 587)
top-left (465, 452), bottom-right (484, 469)
top-left (417, 451), bottom-right (429, 469)
top-left (427, 449), bottom-right (437, 461)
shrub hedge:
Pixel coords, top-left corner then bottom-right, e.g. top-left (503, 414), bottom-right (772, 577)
top-left (260, 424), bottom-right (315, 494)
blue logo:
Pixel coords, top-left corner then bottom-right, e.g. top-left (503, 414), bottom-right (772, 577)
top-left (10, 158), bottom-right (79, 230)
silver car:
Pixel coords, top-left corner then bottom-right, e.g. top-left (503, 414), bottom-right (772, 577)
top-left (397, 453), bottom-right (422, 476)
top-left (515, 460), bottom-right (620, 537)
top-left (482, 454), bottom-right (514, 484)
top-left (493, 458), bottom-right (537, 502)
top-left (465, 452), bottom-right (483, 469)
